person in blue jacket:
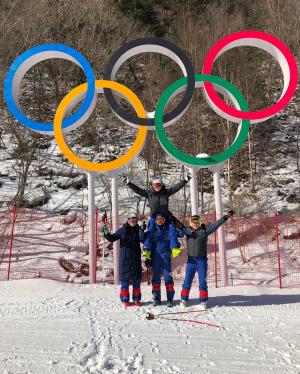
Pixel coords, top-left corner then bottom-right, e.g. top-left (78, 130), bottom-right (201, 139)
top-left (123, 175), bottom-right (191, 255)
top-left (143, 214), bottom-right (180, 307)
top-left (101, 213), bottom-right (145, 307)
top-left (178, 210), bottom-right (234, 309)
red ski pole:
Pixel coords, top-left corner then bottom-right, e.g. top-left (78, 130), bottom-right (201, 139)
top-left (146, 312), bottom-right (222, 329)
top-left (159, 317), bottom-right (222, 329)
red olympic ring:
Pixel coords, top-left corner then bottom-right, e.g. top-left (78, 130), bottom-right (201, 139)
top-left (202, 30), bottom-right (298, 123)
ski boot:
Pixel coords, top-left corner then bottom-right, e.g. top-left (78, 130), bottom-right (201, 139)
top-left (180, 300), bottom-right (188, 308)
top-left (153, 299), bottom-right (161, 307)
top-left (122, 301), bottom-right (130, 308)
top-left (198, 300), bottom-right (208, 310)
top-left (133, 301), bottom-right (141, 307)
top-left (166, 300), bottom-right (173, 308)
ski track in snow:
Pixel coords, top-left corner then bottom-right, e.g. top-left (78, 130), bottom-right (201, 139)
top-left (0, 280), bottom-right (299, 374)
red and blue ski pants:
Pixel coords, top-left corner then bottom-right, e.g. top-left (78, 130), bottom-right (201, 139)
top-left (152, 253), bottom-right (174, 302)
top-left (120, 279), bottom-right (141, 303)
top-left (181, 256), bottom-right (208, 302)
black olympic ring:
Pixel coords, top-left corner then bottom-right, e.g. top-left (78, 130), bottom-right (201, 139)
top-left (103, 37), bottom-right (195, 128)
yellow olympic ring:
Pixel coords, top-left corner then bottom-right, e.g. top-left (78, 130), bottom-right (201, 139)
top-left (54, 80), bottom-right (147, 172)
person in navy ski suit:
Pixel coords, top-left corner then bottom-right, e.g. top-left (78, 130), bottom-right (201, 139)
top-left (178, 211), bottom-right (234, 307)
top-left (102, 213), bottom-right (145, 307)
top-left (143, 214), bottom-right (180, 307)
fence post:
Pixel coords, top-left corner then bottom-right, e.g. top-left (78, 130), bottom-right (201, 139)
top-left (94, 207), bottom-right (99, 282)
top-left (213, 210), bottom-right (218, 288)
top-left (95, 207), bottom-right (99, 248)
top-left (7, 202), bottom-right (17, 281)
top-left (274, 212), bottom-right (282, 288)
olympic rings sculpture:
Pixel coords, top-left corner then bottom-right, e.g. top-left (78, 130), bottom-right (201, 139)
top-left (3, 30), bottom-right (298, 171)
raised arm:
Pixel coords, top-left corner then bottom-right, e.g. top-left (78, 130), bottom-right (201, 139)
top-left (167, 179), bottom-right (188, 197)
top-left (103, 227), bottom-right (124, 243)
top-left (126, 181), bottom-right (149, 198)
top-left (206, 217), bottom-right (226, 235)
top-left (206, 210), bottom-right (234, 235)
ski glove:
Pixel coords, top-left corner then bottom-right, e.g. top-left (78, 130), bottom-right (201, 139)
top-left (223, 210), bottom-right (235, 221)
top-left (172, 248), bottom-right (182, 258)
top-left (142, 250), bottom-right (151, 259)
top-left (101, 225), bottom-right (109, 235)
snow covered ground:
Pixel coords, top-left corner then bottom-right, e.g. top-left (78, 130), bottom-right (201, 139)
top-left (0, 279), bottom-right (299, 374)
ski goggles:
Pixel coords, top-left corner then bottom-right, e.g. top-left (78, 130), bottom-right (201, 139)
top-left (4, 32), bottom-right (297, 173)
top-left (190, 216), bottom-right (204, 225)
top-left (153, 183), bottom-right (162, 188)
top-left (156, 216), bottom-right (166, 225)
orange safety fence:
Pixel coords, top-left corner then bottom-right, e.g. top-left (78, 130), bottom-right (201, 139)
top-left (0, 208), bottom-right (299, 288)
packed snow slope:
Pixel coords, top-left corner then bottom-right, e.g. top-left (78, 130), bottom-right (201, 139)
top-left (0, 280), bottom-right (299, 374)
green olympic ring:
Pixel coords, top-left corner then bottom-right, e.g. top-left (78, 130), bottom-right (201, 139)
top-left (154, 74), bottom-right (250, 167)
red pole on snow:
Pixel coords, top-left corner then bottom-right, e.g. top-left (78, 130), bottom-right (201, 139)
top-left (213, 210), bottom-right (218, 288)
top-left (7, 202), bottom-right (17, 281)
top-left (274, 212), bottom-right (282, 288)
top-left (95, 208), bottom-right (99, 248)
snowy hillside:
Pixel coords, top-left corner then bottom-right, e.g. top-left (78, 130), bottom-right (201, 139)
top-left (0, 118), bottom-right (299, 217)
top-left (0, 279), bottom-right (299, 374)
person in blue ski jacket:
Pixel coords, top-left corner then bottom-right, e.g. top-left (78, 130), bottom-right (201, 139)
top-left (122, 175), bottom-right (191, 254)
top-left (101, 213), bottom-right (145, 307)
top-left (178, 210), bottom-right (234, 308)
top-left (143, 214), bottom-right (180, 307)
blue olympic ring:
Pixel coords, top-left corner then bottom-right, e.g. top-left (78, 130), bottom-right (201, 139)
top-left (4, 44), bottom-right (95, 133)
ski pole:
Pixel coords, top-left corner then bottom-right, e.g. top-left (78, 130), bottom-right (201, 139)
top-left (155, 309), bottom-right (206, 317)
top-left (146, 312), bottom-right (222, 329)
top-left (159, 316), bottom-right (222, 329)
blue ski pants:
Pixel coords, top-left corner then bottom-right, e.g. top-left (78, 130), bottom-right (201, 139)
top-left (181, 256), bottom-right (208, 302)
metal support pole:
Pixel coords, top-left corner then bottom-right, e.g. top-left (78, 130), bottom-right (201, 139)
top-left (111, 173), bottom-right (120, 285)
top-left (189, 167), bottom-right (199, 215)
top-left (209, 165), bottom-right (228, 287)
top-left (88, 172), bottom-right (96, 284)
